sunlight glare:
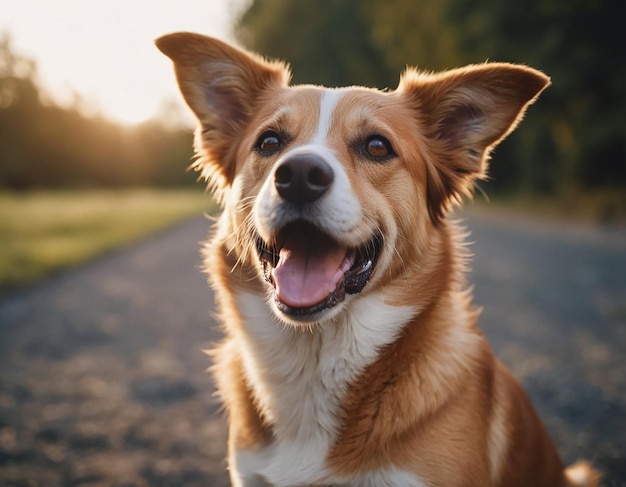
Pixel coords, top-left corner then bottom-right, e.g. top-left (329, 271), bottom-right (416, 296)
top-left (1, 0), bottom-right (245, 126)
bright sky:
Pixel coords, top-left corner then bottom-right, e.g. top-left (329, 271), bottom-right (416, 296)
top-left (1, 0), bottom-right (246, 126)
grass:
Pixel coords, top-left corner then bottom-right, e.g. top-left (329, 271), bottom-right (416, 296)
top-left (468, 189), bottom-right (626, 225)
top-left (0, 189), bottom-right (215, 294)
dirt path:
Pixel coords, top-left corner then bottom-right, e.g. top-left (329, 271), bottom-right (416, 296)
top-left (0, 212), bottom-right (624, 486)
top-left (467, 210), bottom-right (626, 485)
top-left (0, 218), bottom-right (229, 486)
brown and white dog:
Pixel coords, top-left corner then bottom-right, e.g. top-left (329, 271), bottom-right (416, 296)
top-left (156, 33), bottom-right (599, 487)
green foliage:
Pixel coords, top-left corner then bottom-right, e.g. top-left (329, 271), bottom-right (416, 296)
top-left (363, 0), bottom-right (462, 73)
top-left (237, 0), bottom-right (626, 196)
top-left (237, 0), bottom-right (390, 87)
top-left (0, 34), bottom-right (196, 190)
top-left (2, 3), bottom-right (624, 197)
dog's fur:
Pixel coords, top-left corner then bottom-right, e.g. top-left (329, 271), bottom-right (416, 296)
top-left (157, 32), bottom-right (599, 487)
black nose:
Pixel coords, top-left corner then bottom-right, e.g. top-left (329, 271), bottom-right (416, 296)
top-left (274, 154), bottom-right (334, 205)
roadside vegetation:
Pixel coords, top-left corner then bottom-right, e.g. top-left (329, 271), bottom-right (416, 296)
top-left (238, 0), bottom-right (625, 214)
top-left (0, 189), bottom-right (214, 293)
top-left (1, 1), bottom-right (624, 292)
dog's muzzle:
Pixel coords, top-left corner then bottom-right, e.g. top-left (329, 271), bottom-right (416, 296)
top-left (274, 153), bottom-right (334, 206)
top-left (253, 152), bottom-right (382, 321)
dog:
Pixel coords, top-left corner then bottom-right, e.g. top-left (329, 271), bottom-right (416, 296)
top-left (156, 32), bottom-right (599, 487)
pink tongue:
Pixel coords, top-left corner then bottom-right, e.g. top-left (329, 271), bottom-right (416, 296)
top-left (273, 228), bottom-right (349, 308)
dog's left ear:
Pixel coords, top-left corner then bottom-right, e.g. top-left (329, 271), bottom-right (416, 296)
top-left (156, 33), bottom-right (290, 202)
top-left (398, 63), bottom-right (550, 223)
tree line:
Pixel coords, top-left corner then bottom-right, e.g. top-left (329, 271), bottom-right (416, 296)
top-left (236, 0), bottom-right (625, 200)
top-left (0, 35), bottom-right (196, 190)
top-left (1, 1), bottom-right (624, 205)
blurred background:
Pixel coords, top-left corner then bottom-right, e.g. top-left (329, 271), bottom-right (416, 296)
top-left (1, 0), bottom-right (625, 292)
top-left (1, 0), bottom-right (625, 485)
top-left (237, 0), bottom-right (626, 214)
top-left (1, 0), bottom-right (625, 204)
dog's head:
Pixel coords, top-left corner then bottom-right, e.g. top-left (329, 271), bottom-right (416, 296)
top-left (157, 33), bottom-right (549, 326)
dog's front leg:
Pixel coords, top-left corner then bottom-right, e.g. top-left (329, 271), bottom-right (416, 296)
top-left (230, 473), bottom-right (271, 487)
top-left (229, 448), bottom-right (272, 487)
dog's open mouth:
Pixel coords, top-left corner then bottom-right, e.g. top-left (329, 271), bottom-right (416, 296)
top-left (256, 221), bottom-right (382, 318)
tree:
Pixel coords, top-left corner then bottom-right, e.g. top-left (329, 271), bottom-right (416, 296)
top-left (236, 0), bottom-right (391, 88)
top-left (363, 0), bottom-right (462, 73)
top-left (449, 0), bottom-right (626, 193)
top-left (0, 34), bottom-right (39, 110)
top-left (0, 32), bottom-right (196, 189)
top-left (237, 0), bottom-right (626, 198)
top-left (0, 35), bottom-right (43, 188)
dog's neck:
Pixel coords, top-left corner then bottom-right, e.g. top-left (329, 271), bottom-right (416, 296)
top-left (214, 218), bottom-right (483, 484)
top-left (231, 288), bottom-right (418, 484)
top-left (234, 289), bottom-right (417, 440)
top-left (229, 218), bottom-right (478, 438)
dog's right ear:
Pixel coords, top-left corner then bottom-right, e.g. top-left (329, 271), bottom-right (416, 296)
top-left (156, 33), bottom-right (290, 201)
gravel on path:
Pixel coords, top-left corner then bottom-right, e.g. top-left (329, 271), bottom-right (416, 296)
top-left (0, 212), bottom-right (624, 486)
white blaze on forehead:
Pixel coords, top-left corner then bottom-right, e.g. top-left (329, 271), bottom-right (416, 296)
top-left (312, 89), bottom-right (345, 145)
top-left (253, 87), bottom-right (362, 244)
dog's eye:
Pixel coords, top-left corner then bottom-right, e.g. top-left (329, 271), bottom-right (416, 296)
top-left (256, 131), bottom-right (282, 155)
top-left (365, 135), bottom-right (395, 160)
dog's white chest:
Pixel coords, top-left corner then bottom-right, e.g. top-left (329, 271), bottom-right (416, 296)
top-left (233, 444), bottom-right (427, 487)
top-left (232, 291), bottom-right (422, 486)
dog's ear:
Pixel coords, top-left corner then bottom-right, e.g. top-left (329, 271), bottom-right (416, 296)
top-left (156, 33), bottom-right (290, 202)
top-left (398, 63), bottom-right (550, 223)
